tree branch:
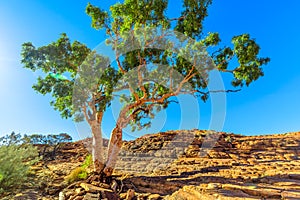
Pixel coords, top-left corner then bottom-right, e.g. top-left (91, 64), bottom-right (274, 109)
top-left (168, 15), bottom-right (186, 21)
top-left (82, 105), bottom-right (92, 125)
top-left (114, 35), bottom-right (140, 101)
top-left (137, 51), bottom-right (147, 99)
top-left (195, 89), bottom-right (242, 95)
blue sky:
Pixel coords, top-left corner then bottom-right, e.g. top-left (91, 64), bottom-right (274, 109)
top-left (0, 0), bottom-right (300, 141)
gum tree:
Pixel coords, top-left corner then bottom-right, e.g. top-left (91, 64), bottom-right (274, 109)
top-left (85, 0), bottom-right (270, 176)
top-left (21, 34), bottom-right (120, 171)
top-left (22, 0), bottom-right (270, 181)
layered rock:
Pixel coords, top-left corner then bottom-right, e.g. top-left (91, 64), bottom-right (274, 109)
top-left (5, 130), bottom-right (300, 200)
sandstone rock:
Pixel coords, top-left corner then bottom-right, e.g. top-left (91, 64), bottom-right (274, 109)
top-left (59, 191), bottom-right (65, 200)
top-left (80, 183), bottom-right (112, 193)
top-left (126, 189), bottom-right (135, 200)
top-left (119, 193), bottom-right (127, 199)
top-left (207, 183), bottom-right (221, 190)
top-left (15, 193), bottom-right (23, 197)
top-left (222, 184), bottom-right (243, 190)
top-left (147, 193), bottom-right (161, 200)
top-left (83, 193), bottom-right (100, 200)
top-left (165, 185), bottom-right (207, 200)
top-left (75, 188), bottom-right (82, 194)
top-left (4, 129), bottom-right (300, 200)
top-left (73, 196), bottom-right (84, 200)
top-left (241, 186), bottom-right (281, 198)
top-left (281, 190), bottom-right (300, 199)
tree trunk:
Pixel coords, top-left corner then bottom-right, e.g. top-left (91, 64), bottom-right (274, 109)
top-left (103, 126), bottom-right (122, 176)
top-left (42, 145), bottom-right (48, 159)
top-left (51, 144), bottom-right (60, 160)
top-left (91, 120), bottom-right (105, 172)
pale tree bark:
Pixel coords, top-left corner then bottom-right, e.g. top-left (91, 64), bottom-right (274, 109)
top-left (103, 126), bottom-right (122, 176)
top-left (82, 103), bottom-right (105, 173)
top-left (103, 104), bottom-right (132, 176)
top-left (90, 120), bottom-right (105, 172)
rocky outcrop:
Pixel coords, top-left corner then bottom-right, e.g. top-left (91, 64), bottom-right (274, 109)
top-left (59, 182), bottom-right (119, 200)
top-left (4, 130), bottom-right (300, 200)
top-left (115, 130), bottom-right (300, 199)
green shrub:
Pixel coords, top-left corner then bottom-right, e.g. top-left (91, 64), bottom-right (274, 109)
top-left (81, 154), bottom-right (92, 169)
top-left (64, 167), bottom-right (85, 184)
top-left (64, 154), bottom-right (93, 184)
top-left (0, 144), bottom-right (39, 193)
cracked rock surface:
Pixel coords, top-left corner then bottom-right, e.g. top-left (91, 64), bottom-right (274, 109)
top-left (2, 130), bottom-right (299, 200)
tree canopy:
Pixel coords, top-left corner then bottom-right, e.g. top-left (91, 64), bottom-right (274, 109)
top-left (83, 0), bottom-right (270, 131)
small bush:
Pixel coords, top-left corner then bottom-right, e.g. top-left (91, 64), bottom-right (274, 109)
top-left (0, 143), bottom-right (39, 193)
top-left (64, 154), bottom-right (93, 184)
top-left (64, 167), bottom-right (85, 184)
top-left (81, 154), bottom-right (92, 169)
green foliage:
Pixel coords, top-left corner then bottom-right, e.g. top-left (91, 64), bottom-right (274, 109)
top-left (21, 33), bottom-right (91, 119)
top-left (64, 154), bottom-right (93, 184)
top-left (84, 0), bottom-right (271, 132)
top-left (201, 32), bottom-right (221, 46)
top-left (0, 131), bottom-right (22, 146)
top-left (21, 0), bottom-right (270, 128)
top-left (86, 3), bottom-right (108, 30)
top-left (0, 133), bottom-right (39, 193)
top-left (81, 154), bottom-right (93, 169)
top-left (231, 34), bottom-right (270, 86)
top-left (24, 133), bottom-right (72, 145)
top-left (21, 33), bottom-right (121, 124)
top-left (64, 167), bottom-right (84, 184)
top-left (175, 0), bottom-right (213, 38)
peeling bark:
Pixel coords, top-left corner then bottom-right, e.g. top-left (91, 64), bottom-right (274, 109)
top-left (104, 126), bottom-right (123, 176)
